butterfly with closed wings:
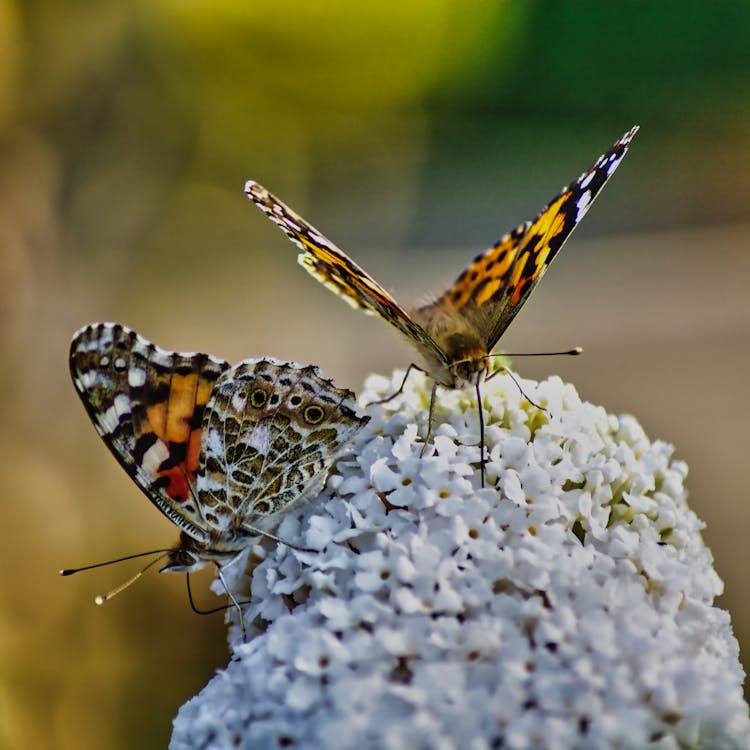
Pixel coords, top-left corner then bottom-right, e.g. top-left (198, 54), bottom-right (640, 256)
top-left (65, 322), bottom-right (369, 638)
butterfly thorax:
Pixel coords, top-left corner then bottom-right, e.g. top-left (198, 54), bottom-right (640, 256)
top-left (410, 304), bottom-right (489, 387)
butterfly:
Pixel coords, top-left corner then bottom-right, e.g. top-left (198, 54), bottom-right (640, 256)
top-left (67, 322), bottom-right (369, 636)
top-left (244, 127), bottom-right (638, 485)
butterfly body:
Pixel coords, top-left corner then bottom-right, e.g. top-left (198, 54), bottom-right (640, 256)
top-left (70, 322), bottom-right (369, 573)
top-left (407, 301), bottom-right (488, 387)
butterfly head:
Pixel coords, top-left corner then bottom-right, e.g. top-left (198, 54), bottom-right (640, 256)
top-left (446, 346), bottom-right (491, 388)
top-left (160, 533), bottom-right (229, 573)
top-left (421, 324), bottom-right (489, 387)
top-left (418, 344), bottom-right (491, 388)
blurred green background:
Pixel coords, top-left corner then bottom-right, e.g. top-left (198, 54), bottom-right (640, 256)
top-left (2, 1), bottom-right (750, 748)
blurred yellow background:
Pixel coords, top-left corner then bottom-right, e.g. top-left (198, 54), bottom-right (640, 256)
top-left (2, 1), bottom-right (749, 747)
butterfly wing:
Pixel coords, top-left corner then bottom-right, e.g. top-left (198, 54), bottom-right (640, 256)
top-left (422, 126), bottom-right (639, 352)
top-left (70, 322), bottom-right (230, 543)
top-left (196, 357), bottom-right (369, 538)
top-left (245, 180), bottom-right (448, 369)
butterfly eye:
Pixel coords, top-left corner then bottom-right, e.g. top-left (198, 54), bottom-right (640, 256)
top-left (303, 405), bottom-right (325, 425)
top-left (250, 388), bottom-right (269, 408)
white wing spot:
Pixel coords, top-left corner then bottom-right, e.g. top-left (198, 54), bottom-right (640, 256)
top-left (231, 391), bottom-right (247, 413)
top-left (150, 347), bottom-right (173, 367)
top-left (114, 393), bottom-right (130, 414)
top-left (141, 440), bottom-right (170, 476)
top-left (99, 398), bottom-right (126, 434)
top-left (606, 154), bottom-right (624, 176)
top-left (310, 231), bottom-right (334, 249)
top-left (576, 190), bottom-right (593, 220)
top-left (97, 393), bottom-right (131, 433)
top-left (80, 370), bottom-right (98, 389)
top-left (245, 423), bottom-right (271, 455)
top-left (201, 478), bottom-right (225, 498)
top-left (579, 170), bottom-right (595, 189)
top-left (205, 428), bottom-right (223, 455)
top-left (128, 367), bottom-right (147, 388)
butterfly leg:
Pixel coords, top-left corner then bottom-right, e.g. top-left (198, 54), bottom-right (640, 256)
top-left (215, 564), bottom-right (248, 642)
top-left (185, 573), bottom-right (252, 616)
top-left (239, 523), bottom-right (314, 554)
top-left (486, 367), bottom-right (546, 412)
top-left (366, 363), bottom-right (427, 406)
top-left (418, 381), bottom-right (440, 458)
top-left (475, 378), bottom-right (486, 488)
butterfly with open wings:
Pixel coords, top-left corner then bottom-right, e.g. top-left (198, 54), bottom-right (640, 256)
top-left (245, 127), bottom-right (638, 485)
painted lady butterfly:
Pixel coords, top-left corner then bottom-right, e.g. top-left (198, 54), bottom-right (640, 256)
top-left (68, 322), bottom-right (368, 634)
top-left (244, 127), bottom-right (637, 485)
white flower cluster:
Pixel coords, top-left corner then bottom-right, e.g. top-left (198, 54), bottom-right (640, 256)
top-left (171, 370), bottom-right (749, 750)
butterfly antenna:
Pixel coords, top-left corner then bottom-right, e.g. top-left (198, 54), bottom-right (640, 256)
top-left (491, 347), bottom-right (583, 358)
top-left (484, 348), bottom-right (582, 409)
top-left (94, 552), bottom-right (171, 605)
top-left (215, 564), bottom-right (248, 642)
top-left (60, 548), bottom-right (172, 576)
top-left (488, 367), bottom-right (546, 412)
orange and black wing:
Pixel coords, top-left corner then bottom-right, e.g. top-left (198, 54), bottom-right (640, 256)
top-left (245, 180), bottom-right (449, 369)
top-left (70, 322), bottom-right (230, 542)
top-left (427, 126), bottom-right (638, 351)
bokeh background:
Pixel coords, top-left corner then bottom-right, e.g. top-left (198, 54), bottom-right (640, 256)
top-left (2, 1), bottom-right (750, 748)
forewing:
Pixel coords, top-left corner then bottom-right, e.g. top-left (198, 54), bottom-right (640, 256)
top-left (428, 126), bottom-right (638, 351)
top-left (70, 322), bottom-right (230, 542)
top-left (245, 180), bottom-right (448, 367)
top-left (197, 357), bottom-right (369, 535)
